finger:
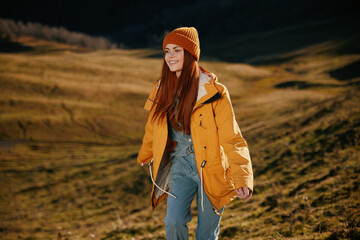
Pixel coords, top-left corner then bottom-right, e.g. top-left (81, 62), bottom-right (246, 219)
top-left (140, 163), bottom-right (144, 166)
top-left (245, 192), bottom-right (253, 202)
top-left (236, 189), bottom-right (245, 199)
top-left (235, 188), bottom-right (244, 195)
top-left (243, 187), bottom-right (249, 196)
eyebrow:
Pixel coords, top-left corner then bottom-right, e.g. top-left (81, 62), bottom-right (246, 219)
top-left (165, 46), bottom-right (181, 50)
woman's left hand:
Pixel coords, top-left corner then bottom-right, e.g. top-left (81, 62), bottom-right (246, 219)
top-left (235, 187), bottom-right (252, 202)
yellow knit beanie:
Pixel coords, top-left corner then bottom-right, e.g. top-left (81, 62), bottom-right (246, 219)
top-left (163, 27), bottom-right (200, 61)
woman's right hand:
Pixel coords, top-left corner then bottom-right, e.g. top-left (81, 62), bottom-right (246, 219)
top-left (235, 187), bottom-right (252, 202)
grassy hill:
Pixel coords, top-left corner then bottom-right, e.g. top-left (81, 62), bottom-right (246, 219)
top-left (0, 19), bottom-right (359, 239)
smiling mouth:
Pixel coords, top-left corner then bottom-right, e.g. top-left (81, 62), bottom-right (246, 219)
top-left (168, 61), bottom-right (178, 65)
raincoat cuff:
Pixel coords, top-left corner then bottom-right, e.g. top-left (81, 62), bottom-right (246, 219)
top-left (233, 176), bottom-right (253, 193)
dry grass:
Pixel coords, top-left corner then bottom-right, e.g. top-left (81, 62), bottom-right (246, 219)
top-left (0, 29), bottom-right (359, 240)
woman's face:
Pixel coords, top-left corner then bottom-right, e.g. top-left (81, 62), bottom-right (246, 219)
top-left (164, 44), bottom-right (184, 78)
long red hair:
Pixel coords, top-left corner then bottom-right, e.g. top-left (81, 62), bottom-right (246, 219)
top-left (151, 50), bottom-right (199, 135)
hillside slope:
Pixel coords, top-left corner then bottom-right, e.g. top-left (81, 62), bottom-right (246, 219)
top-left (0, 27), bottom-right (359, 240)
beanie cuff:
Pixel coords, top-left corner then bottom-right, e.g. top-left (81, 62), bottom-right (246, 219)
top-left (163, 27), bottom-right (200, 61)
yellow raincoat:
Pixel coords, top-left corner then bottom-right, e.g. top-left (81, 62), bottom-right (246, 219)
top-left (137, 67), bottom-right (253, 211)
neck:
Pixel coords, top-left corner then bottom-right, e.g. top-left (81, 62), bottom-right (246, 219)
top-left (176, 71), bottom-right (181, 78)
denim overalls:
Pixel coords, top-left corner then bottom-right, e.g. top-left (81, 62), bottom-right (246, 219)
top-left (164, 101), bottom-right (224, 240)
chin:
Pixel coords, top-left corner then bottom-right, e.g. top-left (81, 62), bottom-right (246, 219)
top-left (169, 66), bottom-right (181, 72)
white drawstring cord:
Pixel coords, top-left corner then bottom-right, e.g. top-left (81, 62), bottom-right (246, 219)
top-left (200, 168), bottom-right (204, 212)
top-left (200, 160), bottom-right (207, 212)
top-left (148, 160), bottom-right (177, 199)
top-left (147, 158), bottom-right (222, 216)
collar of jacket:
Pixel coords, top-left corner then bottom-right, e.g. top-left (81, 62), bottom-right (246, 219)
top-left (193, 66), bottom-right (221, 111)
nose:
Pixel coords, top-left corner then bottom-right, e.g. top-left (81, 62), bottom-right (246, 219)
top-left (168, 51), bottom-right (175, 57)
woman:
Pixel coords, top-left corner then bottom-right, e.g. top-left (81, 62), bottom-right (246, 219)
top-left (137, 27), bottom-right (253, 239)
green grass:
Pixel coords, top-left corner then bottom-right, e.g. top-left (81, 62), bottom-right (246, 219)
top-left (1, 18), bottom-right (360, 239)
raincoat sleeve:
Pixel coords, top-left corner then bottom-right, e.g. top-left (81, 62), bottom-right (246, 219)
top-left (137, 80), bottom-right (159, 164)
top-left (213, 85), bottom-right (254, 193)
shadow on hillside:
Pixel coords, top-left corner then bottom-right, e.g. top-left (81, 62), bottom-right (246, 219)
top-left (144, 15), bottom-right (360, 65)
top-left (329, 60), bottom-right (360, 81)
top-left (0, 36), bottom-right (92, 54)
top-left (274, 79), bottom-right (360, 90)
top-left (0, 37), bottom-right (33, 53)
top-left (209, 15), bottom-right (359, 65)
top-left (274, 81), bottom-right (339, 89)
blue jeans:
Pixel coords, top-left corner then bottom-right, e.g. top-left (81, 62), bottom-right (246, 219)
top-left (164, 151), bottom-right (224, 240)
